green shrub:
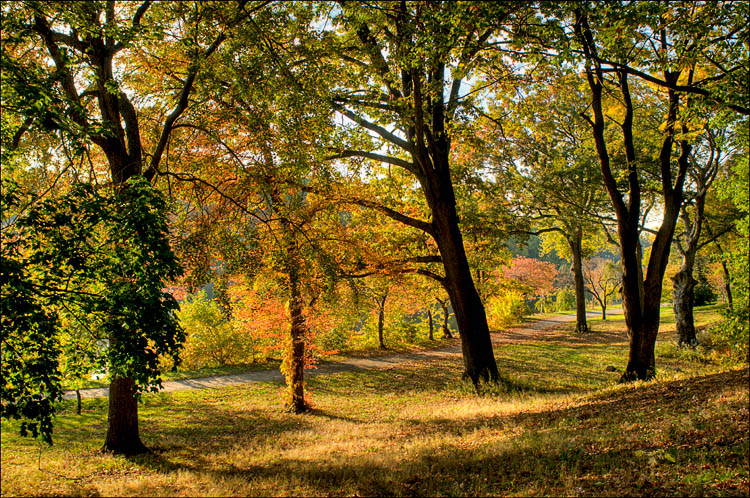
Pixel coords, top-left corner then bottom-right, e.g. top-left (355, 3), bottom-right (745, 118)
top-left (395, 315), bottom-right (420, 344)
top-left (554, 287), bottom-right (576, 312)
top-left (316, 325), bottom-right (350, 352)
top-left (176, 291), bottom-right (257, 369)
top-left (693, 279), bottom-right (717, 307)
top-left (487, 290), bottom-right (530, 330)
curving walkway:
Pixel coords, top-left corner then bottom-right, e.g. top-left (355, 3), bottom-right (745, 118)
top-left (63, 309), bottom-right (622, 401)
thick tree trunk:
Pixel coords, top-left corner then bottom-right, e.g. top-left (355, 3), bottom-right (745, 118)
top-left (103, 377), bottom-right (146, 455)
top-left (620, 315), bottom-right (658, 382)
top-left (569, 231), bottom-right (589, 333)
top-left (431, 199), bottom-right (498, 384)
top-left (427, 308), bottom-right (434, 340)
top-left (672, 269), bottom-right (698, 347)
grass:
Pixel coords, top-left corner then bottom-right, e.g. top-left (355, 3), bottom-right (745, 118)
top-left (2, 305), bottom-right (747, 497)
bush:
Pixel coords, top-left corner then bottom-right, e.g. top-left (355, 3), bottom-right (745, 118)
top-left (177, 291), bottom-right (257, 369)
top-left (316, 325), bottom-right (350, 352)
top-left (395, 315), bottom-right (420, 344)
top-left (693, 280), bottom-right (717, 307)
top-left (487, 290), bottom-right (530, 330)
top-left (554, 287), bottom-right (576, 312)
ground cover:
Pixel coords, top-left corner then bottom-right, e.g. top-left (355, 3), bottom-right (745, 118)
top-left (2, 305), bottom-right (747, 497)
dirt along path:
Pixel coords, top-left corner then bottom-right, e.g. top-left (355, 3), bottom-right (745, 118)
top-left (63, 308), bottom-right (622, 401)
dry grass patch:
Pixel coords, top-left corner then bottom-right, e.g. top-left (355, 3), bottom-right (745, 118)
top-left (2, 305), bottom-right (746, 497)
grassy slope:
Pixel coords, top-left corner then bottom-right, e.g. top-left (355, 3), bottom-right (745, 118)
top-left (2, 305), bottom-right (748, 497)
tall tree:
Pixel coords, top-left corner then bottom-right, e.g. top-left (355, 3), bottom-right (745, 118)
top-left (490, 69), bottom-right (611, 333)
top-left (564, 2), bottom-right (748, 380)
top-left (2, 0), bottom-right (260, 453)
top-left (671, 123), bottom-right (739, 346)
top-left (307, 2), bottom-right (530, 384)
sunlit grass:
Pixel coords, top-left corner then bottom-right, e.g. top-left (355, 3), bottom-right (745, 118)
top-left (2, 304), bottom-right (746, 497)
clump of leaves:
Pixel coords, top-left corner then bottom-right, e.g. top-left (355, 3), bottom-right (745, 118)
top-left (1, 177), bottom-right (183, 443)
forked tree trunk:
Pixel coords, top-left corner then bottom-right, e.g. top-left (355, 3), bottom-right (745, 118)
top-left (569, 230), bottom-right (589, 333)
top-left (103, 377), bottom-right (146, 455)
top-left (574, 16), bottom-right (690, 383)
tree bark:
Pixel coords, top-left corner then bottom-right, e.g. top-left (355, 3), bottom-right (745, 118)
top-left (285, 263), bottom-right (308, 413)
top-left (672, 269), bottom-right (698, 347)
top-left (568, 230), bottom-right (589, 333)
top-left (427, 308), bottom-right (434, 340)
top-left (376, 294), bottom-right (387, 349)
top-left (426, 180), bottom-right (498, 384)
top-left (103, 377), bottom-right (146, 455)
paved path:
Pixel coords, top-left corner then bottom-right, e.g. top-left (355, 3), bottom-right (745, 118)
top-left (63, 309), bottom-right (622, 401)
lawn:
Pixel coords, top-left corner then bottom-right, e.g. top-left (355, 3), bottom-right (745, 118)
top-left (2, 305), bottom-right (747, 497)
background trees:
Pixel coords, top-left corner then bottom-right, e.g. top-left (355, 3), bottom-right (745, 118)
top-left (562, 1), bottom-right (748, 380)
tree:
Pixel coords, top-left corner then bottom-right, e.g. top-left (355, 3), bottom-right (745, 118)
top-left (671, 124), bottom-right (739, 346)
top-left (1, 179), bottom-right (181, 446)
top-left (502, 257), bottom-right (558, 313)
top-left (2, 0), bottom-right (259, 452)
top-left (563, 2), bottom-right (749, 380)
top-left (583, 257), bottom-right (620, 320)
top-left (311, 2), bottom-right (532, 384)
top-left (490, 68), bottom-right (612, 333)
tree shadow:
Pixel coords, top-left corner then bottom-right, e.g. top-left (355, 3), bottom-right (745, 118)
top-left (118, 368), bottom-right (748, 496)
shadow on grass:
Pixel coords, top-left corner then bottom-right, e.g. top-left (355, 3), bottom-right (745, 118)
top-left (121, 368), bottom-right (748, 497)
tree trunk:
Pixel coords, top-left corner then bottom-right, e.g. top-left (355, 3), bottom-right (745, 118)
top-left (721, 261), bottom-right (733, 310)
top-left (429, 194), bottom-right (498, 385)
top-left (427, 308), bottom-right (434, 340)
top-left (376, 294), bottom-right (387, 349)
top-left (76, 389), bottom-right (82, 415)
top-left (569, 230), bottom-right (589, 333)
top-left (437, 298), bottom-right (452, 338)
top-left (285, 265), bottom-right (308, 413)
top-left (620, 315), bottom-right (658, 382)
top-left (601, 304), bottom-right (607, 320)
top-left (672, 269), bottom-right (698, 347)
top-left (103, 377), bottom-right (146, 455)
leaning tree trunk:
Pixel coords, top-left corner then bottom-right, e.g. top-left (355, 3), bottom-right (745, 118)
top-left (430, 195), bottom-right (498, 384)
top-left (569, 229), bottom-right (589, 333)
top-left (103, 377), bottom-right (146, 454)
top-left (721, 261), bottom-right (733, 310)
